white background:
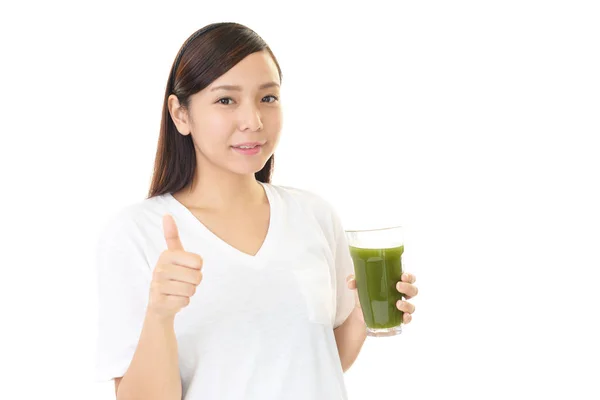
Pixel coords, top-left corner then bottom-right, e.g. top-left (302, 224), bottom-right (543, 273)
top-left (1, 0), bottom-right (598, 399)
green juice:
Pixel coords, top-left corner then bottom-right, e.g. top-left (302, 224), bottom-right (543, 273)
top-left (349, 245), bottom-right (404, 329)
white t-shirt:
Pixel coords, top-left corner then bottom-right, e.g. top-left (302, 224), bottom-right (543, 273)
top-left (94, 182), bottom-right (357, 400)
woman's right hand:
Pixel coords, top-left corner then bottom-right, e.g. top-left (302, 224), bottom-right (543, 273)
top-left (147, 214), bottom-right (203, 320)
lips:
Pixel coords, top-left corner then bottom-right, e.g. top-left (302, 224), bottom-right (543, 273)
top-left (231, 142), bottom-right (264, 149)
top-left (231, 144), bottom-right (262, 155)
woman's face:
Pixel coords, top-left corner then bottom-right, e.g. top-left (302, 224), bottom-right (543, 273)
top-left (170, 50), bottom-right (282, 177)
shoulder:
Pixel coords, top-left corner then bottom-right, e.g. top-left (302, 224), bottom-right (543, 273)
top-left (266, 183), bottom-right (342, 233)
top-left (270, 184), bottom-right (331, 206)
top-left (96, 194), bottom-right (170, 251)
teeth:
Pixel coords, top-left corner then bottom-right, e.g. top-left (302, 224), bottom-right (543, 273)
top-left (237, 145), bottom-right (256, 149)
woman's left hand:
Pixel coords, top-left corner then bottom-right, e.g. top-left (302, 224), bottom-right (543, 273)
top-left (346, 272), bottom-right (418, 324)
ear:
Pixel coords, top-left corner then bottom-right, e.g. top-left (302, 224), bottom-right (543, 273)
top-left (167, 94), bottom-right (191, 136)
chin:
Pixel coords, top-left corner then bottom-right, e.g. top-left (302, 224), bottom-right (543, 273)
top-left (224, 146), bottom-right (273, 174)
top-left (228, 160), bottom-right (270, 176)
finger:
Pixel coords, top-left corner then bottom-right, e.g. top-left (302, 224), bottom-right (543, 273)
top-left (396, 300), bottom-right (416, 314)
top-left (165, 294), bottom-right (191, 308)
top-left (156, 265), bottom-right (203, 285)
top-left (396, 282), bottom-right (419, 298)
top-left (402, 312), bottom-right (412, 324)
top-left (163, 214), bottom-right (185, 251)
top-left (401, 272), bottom-right (416, 284)
top-left (346, 274), bottom-right (357, 289)
top-left (164, 250), bottom-right (203, 270)
top-left (158, 280), bottom-right (197, 297)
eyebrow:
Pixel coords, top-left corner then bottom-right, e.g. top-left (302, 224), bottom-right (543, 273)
top-left (210, 82), bottom-right (280, 92)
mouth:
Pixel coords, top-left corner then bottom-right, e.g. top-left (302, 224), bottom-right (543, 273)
top-left (231, 141), bottom-right (265, 149)
top-left (231, 142), bottom-right (264, 155)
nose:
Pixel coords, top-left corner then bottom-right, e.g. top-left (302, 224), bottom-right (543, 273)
top-left (238, 102), bottom-right (263, 132)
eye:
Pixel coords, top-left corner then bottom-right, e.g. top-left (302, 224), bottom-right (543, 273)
top-left (263, 95), bottom-right (279, 103)
top-left (217, 98), bottom-right (234, 105)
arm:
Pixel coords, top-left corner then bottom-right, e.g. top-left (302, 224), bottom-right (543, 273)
top-left (96, 215), bottom-right (186, 400)
top-left (333, 307), bottom-right (367, 373)
top-left (115, 312), bottom-right (181, 400)
top-left (326, 202), bottom-right (367, 373)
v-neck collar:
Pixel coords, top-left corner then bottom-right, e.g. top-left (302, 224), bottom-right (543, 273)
top-left (164, 181), bottom-right (279, 263)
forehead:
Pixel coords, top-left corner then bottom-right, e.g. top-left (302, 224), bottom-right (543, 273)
top-left (207, 51), bottom-right (280, 90)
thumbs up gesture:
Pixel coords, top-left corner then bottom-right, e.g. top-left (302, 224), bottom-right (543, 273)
top-left (147, 214), bottom-right (204, 320)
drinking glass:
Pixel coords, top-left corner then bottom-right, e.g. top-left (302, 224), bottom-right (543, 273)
top-left (346, 226), bottom-right (404, 337)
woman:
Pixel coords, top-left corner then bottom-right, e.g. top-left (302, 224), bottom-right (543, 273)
top-left (95, 22), bottom-right (418, 400)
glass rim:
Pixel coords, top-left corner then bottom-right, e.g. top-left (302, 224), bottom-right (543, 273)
top-left (344, 225), bottom-right (403, 233)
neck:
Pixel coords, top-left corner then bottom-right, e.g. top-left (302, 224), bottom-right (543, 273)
top-left (173, 161), bottom-right (267, 211)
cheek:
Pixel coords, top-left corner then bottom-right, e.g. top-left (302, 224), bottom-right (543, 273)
top-left (196, 116), bottom-right (234, 146)
top-left (205, 112), bottom-right (235, 133)
top-left (265, 109), bottom-right (283, 137)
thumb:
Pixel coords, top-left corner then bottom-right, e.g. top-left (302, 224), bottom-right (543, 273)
top-left (163, 213), bottom-right (184, 251)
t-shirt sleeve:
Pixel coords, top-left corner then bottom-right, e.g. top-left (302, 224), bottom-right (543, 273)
top-left (331, 208), bottom-right (357, 329)
top-left (94, 213), bottom-right (152, 382)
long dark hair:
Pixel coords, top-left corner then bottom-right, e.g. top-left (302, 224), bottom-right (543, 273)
top-left (147, 22), bottom-right (283, 199)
